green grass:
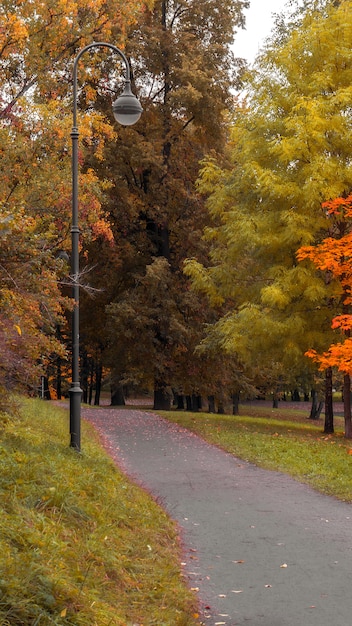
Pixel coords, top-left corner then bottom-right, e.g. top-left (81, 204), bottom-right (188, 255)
top-left (159, 404), bottom-right (352, 502)
top-left (0, 397), bottom-right (199, 626)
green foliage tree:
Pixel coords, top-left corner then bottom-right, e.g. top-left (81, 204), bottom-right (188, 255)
top-left (184, 0), bottom-right (352, 406)
top-left (83, 0), bottom-right (249, 408)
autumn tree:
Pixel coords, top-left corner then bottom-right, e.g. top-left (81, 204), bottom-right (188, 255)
top-left (297, 195), bottom-right (352, 437)
top-left (81, 0), bottom-right (249, 408)
top-left (0, 0), bottom-right (151, 396)
top-left (184, 0), bottom-right (352, 409)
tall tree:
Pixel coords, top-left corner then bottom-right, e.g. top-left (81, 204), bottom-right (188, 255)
top-left (184, 0), bottom-right (352, 404)
top-left (83, 0), bottom-right (249, 408)
top-left (0, 0), bottom-right (152, 395)
top-left (297, 195), bottom-right (352, 437)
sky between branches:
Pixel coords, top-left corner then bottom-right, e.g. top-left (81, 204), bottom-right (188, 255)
top-left (232, 0), bottom-right (289, 63)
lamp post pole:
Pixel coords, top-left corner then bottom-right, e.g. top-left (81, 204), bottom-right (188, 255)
top-left (69, 42), bottom-right (142, 451)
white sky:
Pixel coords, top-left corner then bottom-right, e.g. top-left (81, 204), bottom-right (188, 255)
top-left (232, 0), bottom-right (289, 63)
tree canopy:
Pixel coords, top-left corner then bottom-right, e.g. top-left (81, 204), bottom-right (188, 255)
top-left (184, 0), bottom-right (352, 404)
top-left (79, 0), bottom-right (249, 408)
top-left (0, 0), bottom-right (152, 394)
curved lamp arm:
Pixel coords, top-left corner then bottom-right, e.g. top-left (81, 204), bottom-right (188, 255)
top-left (72, 41), bottom-right (143, 127)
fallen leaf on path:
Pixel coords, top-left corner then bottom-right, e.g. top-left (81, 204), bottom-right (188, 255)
top-left (280, 563), bottom-right (288, 568)
top-left (231, 590), bottom-right (243, 593)
top-left (232, 560), bottom-right (245, 564)
top-left (218, 594), bottom-right (226, 597)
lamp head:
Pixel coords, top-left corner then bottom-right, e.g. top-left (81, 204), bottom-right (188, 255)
top-left (112, 81), bottom-right (143, 126)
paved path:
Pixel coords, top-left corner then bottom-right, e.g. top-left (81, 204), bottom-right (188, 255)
top-left (83, 406), bottom-right (352, 626)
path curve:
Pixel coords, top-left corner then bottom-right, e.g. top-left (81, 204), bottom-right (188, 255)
top-left (82, 406), bottom-right (352, 626)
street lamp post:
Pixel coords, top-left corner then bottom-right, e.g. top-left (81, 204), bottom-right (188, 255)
top-left (70, 42), bottom-right (142, 450)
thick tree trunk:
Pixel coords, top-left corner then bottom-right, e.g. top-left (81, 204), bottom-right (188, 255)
top-left (343, 373), bottom-right (352, 438)
top-left (111, 384), bottom-right (126, 406)
top-left (272, 391), bottom-right (279, 408)
top-left (191, 394), bottom-right (202, 412)
top-left (154, 380), bottom-right (172, 410)
top-left (324, 367), bottom-right (334, 434)
top-left (175, 394), bottom-right (185, 410)
top-left (186, 395), bottom-right (192, 411)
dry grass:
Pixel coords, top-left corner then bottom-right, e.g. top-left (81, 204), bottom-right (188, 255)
top-left (0, 397), bottom-right (199, 626)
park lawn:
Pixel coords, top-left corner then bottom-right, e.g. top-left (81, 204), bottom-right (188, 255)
top-left (0, 397), bottom-right (199, 626)
top-left (160, 403), bottom-right (352, 502)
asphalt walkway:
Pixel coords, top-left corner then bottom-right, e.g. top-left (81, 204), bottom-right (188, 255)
top-left (82, 406), bottom-right (352, 626)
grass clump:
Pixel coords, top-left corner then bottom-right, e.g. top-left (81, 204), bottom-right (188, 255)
top-left (0, 397), bottom-right (199, 625)
top-left (160, 405), bottom-right (352, 502)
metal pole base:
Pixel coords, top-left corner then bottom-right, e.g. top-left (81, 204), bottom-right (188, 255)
top-left (69, 384), bottom-right (82, 450)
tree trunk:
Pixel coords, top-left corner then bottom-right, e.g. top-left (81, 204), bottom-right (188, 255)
top-left (324, 367), bottom-right (334, 434)
top-left (232, 392), bottom-right (240, 415)
top-left (343, 373), bottom-right (352, 438)
top-left (208, 395), bottom-right (216, 413)
top-left (40, 375), bottom-right (51, 400)
top-left (309, 389), bottom-right (323, 420)
top-left (81, 350), bottom-right (89, 404)
top-left (291, 389), bottom-right (300, 401)
top-left (191, 394), bottom-right (202, 412)
top-left (218, 401), bottom-right (225, 414)
top-left (111, 384), bottom-right (126, 406)
top-left (88, 360), bottom-right (94, 405)
top-left (186, 395), bottom-right (192, 411)
top-left (94, 362), bottom-right (102, 406)
top-left (176, 394), bottom-right (185, 410)
top-left (272, 391), bottom-right (279, 408)
top-left (56, 356), bottom-right (62, 400)
top-left (55, 326), bottom-right (62, 399)
top-left (154, 379), bottom-right (171, 410)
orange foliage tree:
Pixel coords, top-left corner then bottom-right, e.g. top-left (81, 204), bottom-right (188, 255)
top-left (0, 0), bottom-right (151, 398)
top-left (297, 194), bottom-right (352, 437)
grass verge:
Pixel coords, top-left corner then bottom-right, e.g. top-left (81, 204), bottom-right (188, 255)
top-left (0, 397), bottom-right (199, 626)
top-left (159, 404), bottom-right (352, 502)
